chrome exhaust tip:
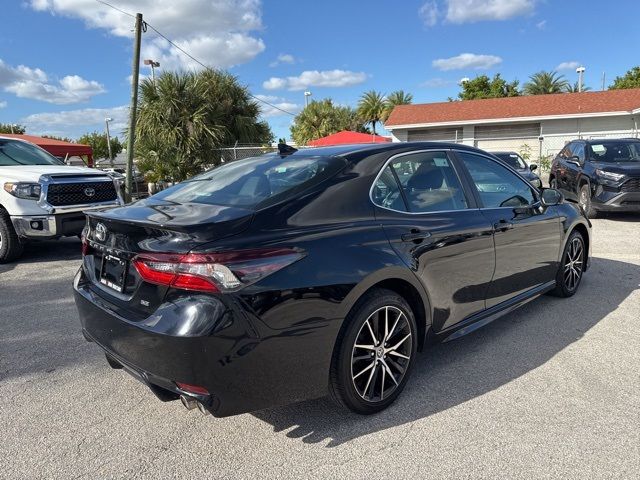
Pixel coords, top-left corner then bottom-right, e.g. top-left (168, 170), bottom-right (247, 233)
top-left (180, 395), bottom-right (197, 410)
top-left (197, 402), bottom-right (210, 415)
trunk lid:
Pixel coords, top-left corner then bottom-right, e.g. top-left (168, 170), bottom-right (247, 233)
top-left (83, 200), bottom-right (254, 318)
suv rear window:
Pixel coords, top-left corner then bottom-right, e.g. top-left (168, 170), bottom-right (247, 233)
top-left (151, 154), bottom-right (346, 209)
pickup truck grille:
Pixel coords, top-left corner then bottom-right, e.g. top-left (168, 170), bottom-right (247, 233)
top-left (621, 177), bottom-right (640, 193)
top-left (47, 181), bottom-right (117, 206)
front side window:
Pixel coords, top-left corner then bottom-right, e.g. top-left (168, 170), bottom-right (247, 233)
top-left (570, 142), bottom-right (585, 162)
top-left (0, 139), bottom-right (63, 166)
top-left (458, 152), bottom-right (535, 208)
top-left (373, 151), bottom-right (468, 213)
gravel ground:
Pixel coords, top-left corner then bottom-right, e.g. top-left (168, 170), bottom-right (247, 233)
top-left (1, 214), bottom-right (639, 479)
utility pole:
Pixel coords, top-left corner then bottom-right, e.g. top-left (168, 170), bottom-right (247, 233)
top-left (601, 71), bottom-right (606, 91)
top-left (105, 117), bottom-right (113, 167)
top-left (125, 13), bottom-right (143, 202)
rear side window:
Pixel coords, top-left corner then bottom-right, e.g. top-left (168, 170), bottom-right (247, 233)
top-left (458, 151), bottom-right (535, 208)
top-left (372, 151), bottom-right (469, 213)
top-left (152, 154), bottom-right (346, 209)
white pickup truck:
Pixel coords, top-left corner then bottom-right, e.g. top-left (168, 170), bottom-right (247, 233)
top-left (0, 136), bottom-right (123, 262)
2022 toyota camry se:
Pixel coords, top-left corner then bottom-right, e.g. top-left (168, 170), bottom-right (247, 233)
top-left (74, 142), bottom-right (591, 417)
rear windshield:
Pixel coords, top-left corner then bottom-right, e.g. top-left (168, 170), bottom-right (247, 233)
top-left (0, 139), bottom-right (64, 166)
top-left (589, 141), bottom-right (640, 162)
top-left (494, 153), bottom-right (526, 170)
top-left (152, 153), bottom-right (346, 208)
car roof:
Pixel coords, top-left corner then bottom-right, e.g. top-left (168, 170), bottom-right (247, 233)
top-left (490, 151), bottom-right (519, 155)
top-left (583, 138), bottom-right (640, 144)
top-left (281, 142), bottom-right (484, 160)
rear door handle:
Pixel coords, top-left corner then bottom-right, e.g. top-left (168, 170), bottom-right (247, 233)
top-left (493, 219), bottom-right (514, 232)
top-left (401, 229), bottom-right (432, 242)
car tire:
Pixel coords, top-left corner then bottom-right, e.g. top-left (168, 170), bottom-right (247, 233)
top-left (0, 209), bottom-right (24, 263)
top-left (329, 288), bottom-right (418, 414)
top-left (550, 230), bottom-right (586, 298)
top-left (579, 184), bottom-right (599, 218)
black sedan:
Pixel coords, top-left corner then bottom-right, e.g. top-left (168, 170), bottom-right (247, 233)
top-left (74, 142), bottom-right (591, 417)
top-left (491, 151), bottom-right (543, 189)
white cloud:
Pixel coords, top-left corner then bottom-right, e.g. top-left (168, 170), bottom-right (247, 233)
top-left (536, 19), bottom-right (547, 30)
top-left (29, 0), bottom-right (266, 70)
top-left (254, 95), bottom-right (301, 117)
top-left (432, 53), bottom-right (502, 71)
top-left (0, 101), bottom-right (6, 109)
top-left (419, 1), bottom-right (439, 27)
top-left (420, 77), bottom-right (457, 88)
top-left (263, 70), bottom-right (367, 91)
top-left (269, 53), bottom-right (296, 67)
top-left (556, 61), bottom-right (581, 71)
top-left (445, 0), bottom-right (536, 23)
top-left (0, 59), bottom-right (105, 104)
top-left (21, 105), bottom-right (129, 137)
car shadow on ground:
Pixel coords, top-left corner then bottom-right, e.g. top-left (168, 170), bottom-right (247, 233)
top-left (253, 256), bottom-right (639, 447)
top-left (600, 212), bottom-right (640, 222)
top-left (0, 237), bottom-right (81, 274)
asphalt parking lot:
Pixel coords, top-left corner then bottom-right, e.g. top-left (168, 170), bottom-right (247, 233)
top-left (1, 215), bottom-right (639, 479)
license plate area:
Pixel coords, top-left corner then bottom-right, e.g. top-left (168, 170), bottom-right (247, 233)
top-left (100, 254), bottom-right (128, 293)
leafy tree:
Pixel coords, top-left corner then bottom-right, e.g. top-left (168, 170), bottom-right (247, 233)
top-left (523, 71), bottom-right (569, 95)
top-left (609, 66), bottom-right (640, 90)
top-left (0, 123), bottom-right (26, 134)
top-left (41, 134), bottom-right (74, 143)
top-left (382, 90), bottom-right (413, 122)
top-left (357, 90), bottom-right (386, 135)
top-left (457, 74), bottom-right (520, 100)
top-left (135, 70), bottom-right (272, 181)
top-left (290, 99), bottom-right (367, 145)
top-left (77, 131), bottom-right (123, 162)
top-left (565, 82), bottom-right (592, 93)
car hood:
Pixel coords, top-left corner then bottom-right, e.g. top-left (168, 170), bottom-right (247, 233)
top-left (0, 165), bottom-right (107, 182)
top-left (593, 162), bottom-right (640, 176)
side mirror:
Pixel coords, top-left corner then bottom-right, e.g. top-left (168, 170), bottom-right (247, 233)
top-left (541, 188), bottom-right (563, 207)
top-left (567, 155), bottom-right (582, 167)
top-left (529, 163), bottom-right (538, 172)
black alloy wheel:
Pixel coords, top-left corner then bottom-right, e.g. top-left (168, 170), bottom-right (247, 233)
top-left (551, 231), bottom-right (585, 297)
top-left (329, 288), bottom-right (417, 414)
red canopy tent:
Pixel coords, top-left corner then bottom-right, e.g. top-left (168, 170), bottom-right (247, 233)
top-left (307, 130), bottom-right (391, 147)
top-left (1, 134), bottom-right (94, 167)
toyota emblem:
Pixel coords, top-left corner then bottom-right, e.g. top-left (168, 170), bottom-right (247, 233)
top-left (95, 223), bottom-right (107, 242)
top-left (84, 187), bottom-right (96, 197)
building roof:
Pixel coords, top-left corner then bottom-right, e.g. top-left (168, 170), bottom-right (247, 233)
top-left (0, 134), bottom-right (93, 158)
top-left (307, 130), bottom-right (391, 146)
top-left (385, 89), bottom-right (640, 129)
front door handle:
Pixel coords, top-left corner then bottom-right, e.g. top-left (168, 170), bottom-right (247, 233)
top-left (493, 219), bottom-right (514, 232)
top-left (401, 229), bottom-right (432, 243)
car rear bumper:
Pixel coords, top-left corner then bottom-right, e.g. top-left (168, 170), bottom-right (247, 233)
top-left (73, 269), bottom-right (340, 416)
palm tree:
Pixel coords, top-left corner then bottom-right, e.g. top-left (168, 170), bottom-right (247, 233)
top-left (290, 99), bottom-right (366, 145)
top-left (523, 71), bottom-right (570, 95)
top-left (565, 81), bottom-right (592, 93)
top-left (357, 90), bottom-right (386, 135)
top-left (382, 90), bottom-right (413, 122)
top-left (135, 70), bottom-right (272, 181)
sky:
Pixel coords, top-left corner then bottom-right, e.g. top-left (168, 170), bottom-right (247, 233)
top-left (1, 0), bottom-right (639, 142)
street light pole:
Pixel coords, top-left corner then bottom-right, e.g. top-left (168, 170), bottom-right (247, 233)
top-left (304, 91), bottom-right (312, 108)
top-left (105, 117), bottom-right (113, 167)
top-left (144, 59), bottom-right (160, 84)
top-left (576, 66), bottom-right (586, 93)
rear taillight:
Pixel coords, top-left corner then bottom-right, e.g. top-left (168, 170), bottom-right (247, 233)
top-left (132, 248), bottom-right (303, 293)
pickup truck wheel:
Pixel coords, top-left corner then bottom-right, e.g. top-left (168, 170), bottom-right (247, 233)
top-left (0, 211), bottom-right (24, 263)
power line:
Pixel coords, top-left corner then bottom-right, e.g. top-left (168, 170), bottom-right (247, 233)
top-left (94, 0), bottom-right (297, 117)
